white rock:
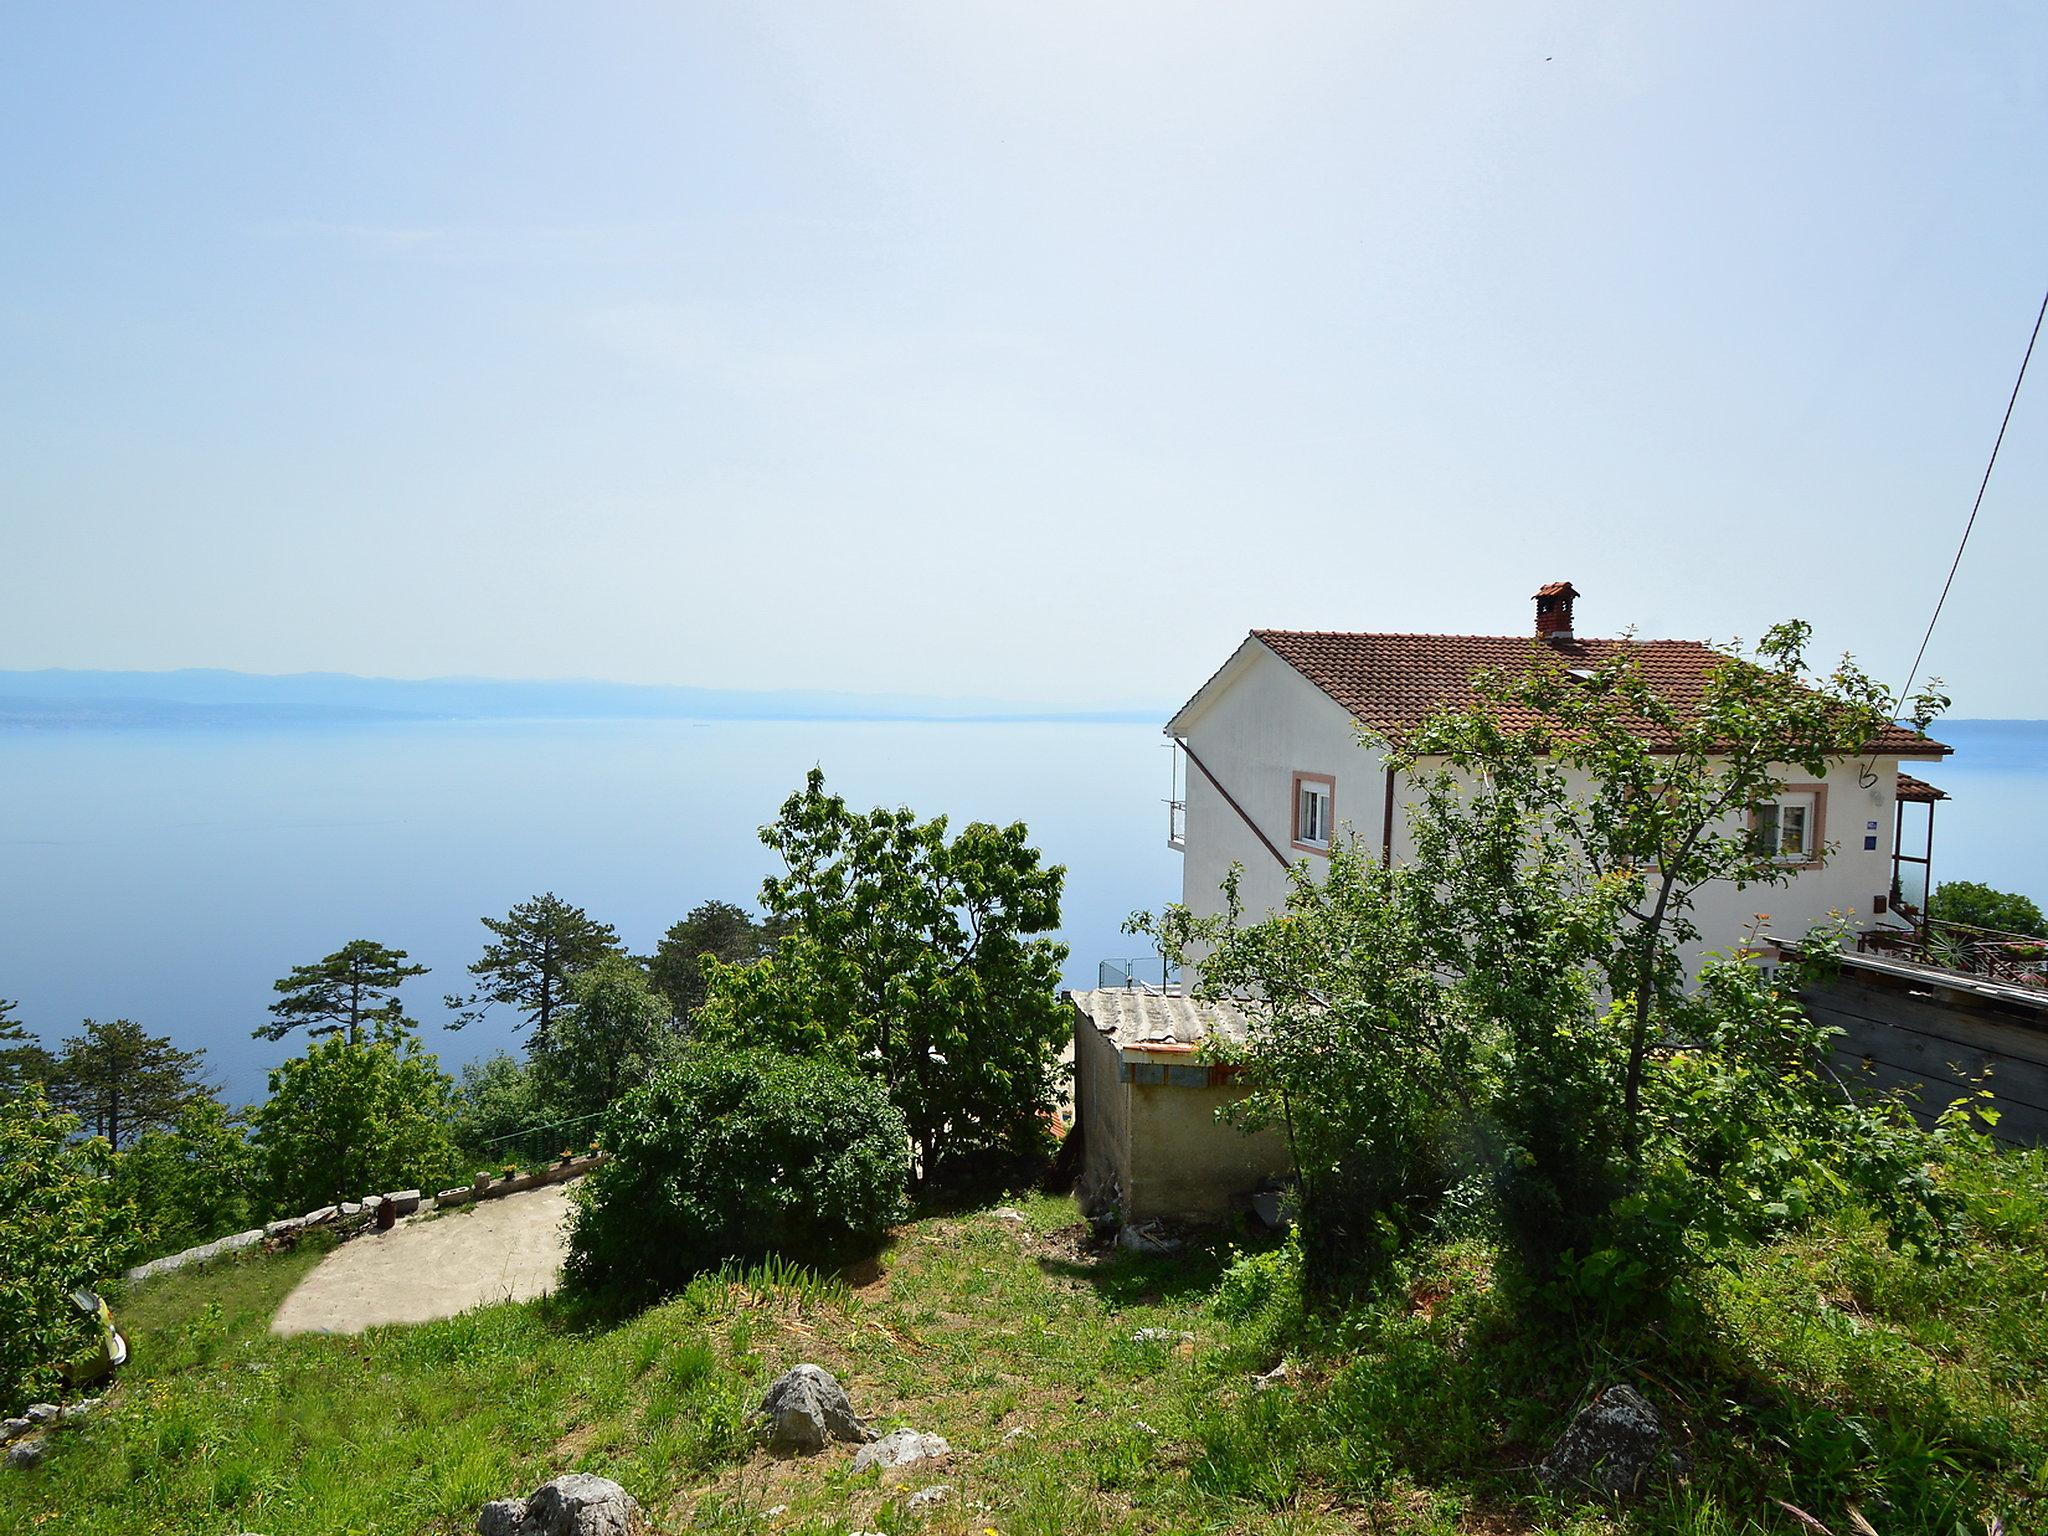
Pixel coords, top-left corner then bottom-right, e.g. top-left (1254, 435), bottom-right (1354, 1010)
top-left (905, 1484), bottom-right (952, 1513)
top-left (852, 1428), bottom-right (951, 1476)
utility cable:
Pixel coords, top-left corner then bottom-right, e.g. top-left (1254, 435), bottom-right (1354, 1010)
top-left (1894, 285), bottom-right (2048, 716)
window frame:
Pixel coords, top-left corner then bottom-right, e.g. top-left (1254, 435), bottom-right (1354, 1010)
top-left (1749, 782), bottom-right (1827, 870)
top-left (1290, 771), bottom-right (1336, 855)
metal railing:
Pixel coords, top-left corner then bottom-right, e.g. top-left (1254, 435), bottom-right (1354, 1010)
top-left (1857, 919), bottom-right (2048, 989)
top-left (1167, 798), bottom-right (1186, 849)
top-left (474, 1110), bottom-right (606, 1172)
top-left (1098, 957), bottom-right (1180, 993)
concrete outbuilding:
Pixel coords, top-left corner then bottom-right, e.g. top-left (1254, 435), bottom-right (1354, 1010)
top-left (1069, 988), bottom-right (1291, 1223)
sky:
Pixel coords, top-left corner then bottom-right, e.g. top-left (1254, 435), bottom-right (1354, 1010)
top-left (2, 3), bottom-right (2044, 715)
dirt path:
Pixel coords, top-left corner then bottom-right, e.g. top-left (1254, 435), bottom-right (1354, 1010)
top-left (270, 1181), bottom-right (578, 1335)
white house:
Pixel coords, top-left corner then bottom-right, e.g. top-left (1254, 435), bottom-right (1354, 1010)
top-left (1164, 583), bottom-right (1952, 978)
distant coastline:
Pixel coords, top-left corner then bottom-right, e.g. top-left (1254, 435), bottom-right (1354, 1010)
top-left (0, 668), bottom-right (1165, 729)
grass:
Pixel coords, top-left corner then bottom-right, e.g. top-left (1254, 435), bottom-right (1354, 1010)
top-left (10, 1150), bottom-right (2045, 1536)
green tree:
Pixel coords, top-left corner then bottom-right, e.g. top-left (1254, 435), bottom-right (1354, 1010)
top-left (1400, 620), bottom-right (1908, 1163)
top-left (48, 1017), bottom-right (210, 1151)
top-left (533, 954), bottom-right (676, 1120)
top-left (646, 900), bottom-right (779, 1022)
top-left (111, 1096), bottom-right (260, 1258)
top-left (0, 997), bottom-right (57, 1099)
top-left (1928, 880), bottom-right (2047, 937)
top-left (254, 1029), bottom-right (459, 1213)
top-left (258, 939), bottom-right (430, 1044)
top-left (0, 1087), bottom-right (128, 1413)
top-left (446, 893), bottom-right (621, 1051)
top-left (451, 1052), bottom-right (540, 1161)
top-left (699, 769), bottom-right (1069, 1188)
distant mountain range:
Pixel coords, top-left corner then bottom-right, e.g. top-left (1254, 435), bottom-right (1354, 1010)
top-left (0, 669), bottom-right (1165, 729)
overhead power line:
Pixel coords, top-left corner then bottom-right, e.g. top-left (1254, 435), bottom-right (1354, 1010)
top-left (1894, 285), bottom-right (2048, 714)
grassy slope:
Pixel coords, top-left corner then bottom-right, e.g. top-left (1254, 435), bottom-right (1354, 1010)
top-left (10, 1157), bottom-right (2044, 1536)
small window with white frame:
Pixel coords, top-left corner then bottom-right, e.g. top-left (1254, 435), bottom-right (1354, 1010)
top-left (1292, 772), bottom-right (1334, 853)
top-left (1752, 787), bottom-right (1822, 864)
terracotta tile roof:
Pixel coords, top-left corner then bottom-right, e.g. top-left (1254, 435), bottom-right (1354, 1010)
top-left (1247, 629), bottom-right (1951, 758)
top-left (1895, 771), bottom-right (1950, 802)
top-left (1533, 581), bottom-right (1578, 599)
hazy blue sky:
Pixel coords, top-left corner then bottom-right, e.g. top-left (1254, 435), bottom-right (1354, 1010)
top-left (3, 4), bottom-right (2043, 713)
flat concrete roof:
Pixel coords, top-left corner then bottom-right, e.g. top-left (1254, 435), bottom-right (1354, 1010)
top-left (1070, 988), bottom-right (1254, 1053)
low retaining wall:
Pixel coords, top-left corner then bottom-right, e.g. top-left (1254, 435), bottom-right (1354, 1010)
top-left (434, 1153), bottom-right (602, 1207)
top-left (127, 1188), bottom-right (421, 1284)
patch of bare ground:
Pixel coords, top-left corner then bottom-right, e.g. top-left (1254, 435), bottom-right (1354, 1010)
top-left (1037, 1219), bottom-right (1106, 1258)
top-left (550, 1418), bottom-right (601, 1464)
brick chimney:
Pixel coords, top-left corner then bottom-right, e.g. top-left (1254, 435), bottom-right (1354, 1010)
top-left (1533, 581), bottom-right (1578, 641)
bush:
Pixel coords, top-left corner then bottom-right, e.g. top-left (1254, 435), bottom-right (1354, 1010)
top-left (0, 1088), bottom-right (128, 1413)
top-left (110, 1097), bottom-right (260, 1262)
top-left (566, 1046), bottom-right (908, 1300)
top-left (254, 1029), bottom-right (460, 1213)
top-left (450, 1051), bottom-right (539, 1161)
top-left (1928, 879), bottom-right (2047, 937)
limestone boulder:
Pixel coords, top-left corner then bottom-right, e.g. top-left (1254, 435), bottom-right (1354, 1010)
top-left (757, 1364), bottom-right (874, 1454)
top-left (477, 1473), bottom-right (646, 1536)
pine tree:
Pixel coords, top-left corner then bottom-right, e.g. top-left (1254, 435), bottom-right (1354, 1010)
top-left (646, 900), bottom-right (779, 1022)
top-left (258, 939), bottom-right (430, 1045)
top-left (446, 893), bottom-right (621, 1051)
top-left (0, 998), bottom-right (56, 1099)
top-left (47, 1017), bottom-right (210, 1151)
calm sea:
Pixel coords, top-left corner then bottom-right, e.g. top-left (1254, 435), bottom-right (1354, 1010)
top-left (0, 718), bottom-right (1183, 1103)
top-left (0, 716), bottom-right (2035, 1105)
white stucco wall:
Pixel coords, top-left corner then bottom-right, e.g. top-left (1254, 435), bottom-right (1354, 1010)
top-left (1174, 638), bottom-right (1923, 979)
top-left (1174, 639), bottom-right (1389, 927)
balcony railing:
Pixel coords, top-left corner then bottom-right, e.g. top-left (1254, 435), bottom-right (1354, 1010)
top-left (1167, 797), bottom-right (1186, 850)
top-left (1099, 957), bottom-right (1181, 994)
top-left (1856, 918), bottom-right (2048, 990)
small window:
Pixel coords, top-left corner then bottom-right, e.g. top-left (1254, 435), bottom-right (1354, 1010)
top-left (1292, 773), bottom-right (1334, 852)
top-left (1752, 791), bottom-right (1818, 862)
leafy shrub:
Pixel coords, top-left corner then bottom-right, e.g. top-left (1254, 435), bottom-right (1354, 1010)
top-left (530, 954), bottom-right (678, 1120)
top-left (1214, 1238), bottom-right (1303, 1324)
top-left (254, 1029), bottom-right (460, 1212)
top-left (110, 1097), bottom-right (260, 1262)
top-left (566, 1046), bottom-right (908, 1300)
top-left (449, 1051), bottom-right (539, 1161)
top-left (0, 1087), bottom-right (127, 1413)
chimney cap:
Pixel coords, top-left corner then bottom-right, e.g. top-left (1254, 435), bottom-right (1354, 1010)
top-left (1532, 581), bottom-right (1579, 600)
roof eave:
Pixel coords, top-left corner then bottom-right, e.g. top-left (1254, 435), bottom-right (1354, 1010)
top-left (1165, 633), bottom-right (1271, 736)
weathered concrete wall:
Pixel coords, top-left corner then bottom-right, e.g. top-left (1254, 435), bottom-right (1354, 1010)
top-left (1073, 1011), bottom-right (1132, 1218)
top-left (1124, 1068), bottom-right (1291, 1222)
top-left (1804, 959), bottom-right (2048, 1145)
